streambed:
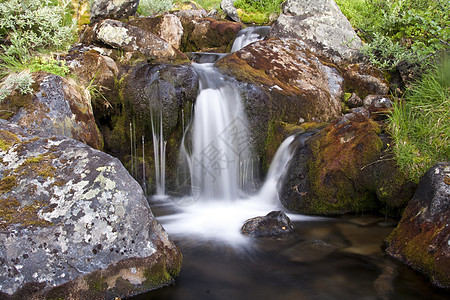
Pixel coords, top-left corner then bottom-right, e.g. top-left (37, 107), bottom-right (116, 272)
top-left (133, 198), bottom-right (449, 300)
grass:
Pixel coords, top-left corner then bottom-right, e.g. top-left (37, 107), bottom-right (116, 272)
top-left (388, 54), bottom-right (450, 182)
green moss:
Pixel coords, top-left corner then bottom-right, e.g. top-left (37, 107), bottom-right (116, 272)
top-left (17, 154), bottom-right (57, 179)
top-left (0, 176), bottom-right (16, 194)
top-left (143, 259), bottom-right (172, 287)
top-left (0, 130), bottom-right (20, 151)
top-left (237, 9), bottom-right (270, 25)
top-left (0, 197), bottom-right (53, 229)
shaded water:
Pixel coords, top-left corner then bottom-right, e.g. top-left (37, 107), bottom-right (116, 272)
top-left (136, 201), bottom-right (450, 300)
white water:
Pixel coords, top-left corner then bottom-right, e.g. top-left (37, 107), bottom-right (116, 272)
top-left (151, 109), bottom-right (167, 197)
top-left (231, 26), bottom-right (270, 52)
top-left (181, 63), bottom-right (252, 201)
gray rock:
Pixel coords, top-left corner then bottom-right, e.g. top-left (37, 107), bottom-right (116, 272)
top-left (241, 211), bottom-right (294, 237)
top-left (90, 0), bottom-right (139, 23)
top-left (221, 0), bottom-right (240, 22)
top-left (0, 120), bottom-right (181, 299)
top-left (94, 19), bottom-right (186, 60)
top-left (7, 74), bottom-right (103, 150)
top-left (268, 0), bottom-right (363, 63)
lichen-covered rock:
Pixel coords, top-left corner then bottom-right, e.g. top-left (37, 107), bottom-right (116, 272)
top-left (90, 0), bottom-right (139, 23)
top-left (241, 211), bottom-right (294, 237)
top-left (386, 162), bottom-right (450, 288)
top-left (342, 64), bottom-right (389, 98)
top-left (129, 14), bottom-right (184, 50)
top-left (216, 38), bottom-right (344, 123)
top-left (268, 0), bottom-right (363, 63)
top-left (0, 119), bottom-right (182, 299)
top-left (0, 73), bottom-right (103, 150)
top-left (179, 17), bottom-right (244, 53)
top-left (280, 111), bottom-right (415, 215)
top-left (94, 19), bottom-right (187, 61)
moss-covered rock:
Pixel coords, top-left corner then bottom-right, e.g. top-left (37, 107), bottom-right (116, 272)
top-left (0, 119), bottom-right (182, 299)
top-left (386, 162), bottom-right (450, 288)
top-left (280, 111), bottom-right (415, 215)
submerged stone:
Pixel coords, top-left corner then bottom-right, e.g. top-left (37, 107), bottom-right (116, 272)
top-left (241, 211), bottom-right (294, 237)
top-left (0, 120), bottom-right (182, 299)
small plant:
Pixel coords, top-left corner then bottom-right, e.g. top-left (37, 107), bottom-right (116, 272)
top-left (0, 70), bottom-right (35, 101)
top-left (137, 0), bottom-right (173, 15)
top-left (388, 54), bottom-right (450, 182)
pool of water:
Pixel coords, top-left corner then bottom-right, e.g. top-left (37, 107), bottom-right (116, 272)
top-left (133, 198), bottom-right (449, 300)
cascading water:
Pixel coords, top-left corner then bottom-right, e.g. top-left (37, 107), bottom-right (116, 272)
top-left (181, 63), bottom-right (252, 201)
top-left (151, 109), bottom-right (167, 197)
top-left (231, 26), bottom-right (270, 52)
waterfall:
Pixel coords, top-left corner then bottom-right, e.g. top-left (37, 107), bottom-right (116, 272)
top-left (151, 109), bottom-right (167, 197)
top-left (231, 26), bottom-right (270, 52)
top-left (256, 135), bottom-right (297, 205)
top-left (181, 63), bottom-right (252, 201)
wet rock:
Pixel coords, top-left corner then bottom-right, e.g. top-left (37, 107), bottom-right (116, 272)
top-left (268, 0), bottom-right (363, 63)
top-left (283, 240), bottom-right (337, 263)
top-left (90, 0), bottom-right (139, 23)
top-left (129, 14), bottom-right (184, 50)
top-left (94, 19), bottom-right (187, 61)
top-left (241, 211), bottom-right (294, 237)
top-left (0, 119), bottom-right (182, 299)
top-left (221, 0), bottom-right (240, 22)
top-left (0, 73), bottom-right (103, 150)
top-left (280, 112), bottom-right (415, 215)
top-left (216, 38), bottom-right (344, 123)
top-left (386, 162), bottom-right (450, 288)
top-left (373, 265), bottom-right (398, 300)
top-left (363, 95), bottom-right (393, 121)
top-left (179, 17), bottom-right (243, 53)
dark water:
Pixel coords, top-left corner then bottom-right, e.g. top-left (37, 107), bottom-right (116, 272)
top-left (133, 200), bottom-right (449, 300)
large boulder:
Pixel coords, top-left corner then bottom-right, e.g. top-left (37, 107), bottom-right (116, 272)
top-left (90, 0), bottom-right (139, 23)
top-left (268, 0), bottom-right (363, 63)
top-left (0, 73), bottom-right (103, 150)
top-left (216, 38), bottom-right (344, 123)
top-left (386, 162), bottom-right (450, 288)
top-left (129, 14), bottom-right (184, 50)
top-left (280, 111), bottom-right (415, 215)
top-left (0, 119), bottom-right (182, 299)
top-left (94, 19), bottom-right (187, 61)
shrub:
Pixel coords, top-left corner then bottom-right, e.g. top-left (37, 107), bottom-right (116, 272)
top-left (388, 54), bottom-right (450, 182)
top-left (0, 0), bottom-right (75, 76)
top-left (234, 0), bottom-right (285, 24)
top-left (138, 0), bottom-right (173, 15)
top-left (0, 70), bottom-right (34, 101)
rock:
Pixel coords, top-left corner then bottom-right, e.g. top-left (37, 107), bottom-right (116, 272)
top-left (0, 73), bottom-right (103, 150)
top-left (280, 112), bottom-right (415, 215)
top-left (129, 14), bottom-right (184, 50)
top-left (94, 19), bottom-right (187, 61)
top-left (386, 162), bottom-right (450, 288)
top-left (216, 38), bottom-right (344, 123)
top-left (363, 95), bottom-right (393, 121)
top-left (268, 0), bottom-right (363, 63)
top-left (115, 63), bottom-right (198, 192)
top-left (346, 92), bottom-right (362, 108)
top-left (221, 0), bottom-right (240, 22)
top-left (241, 211), bottom-right (294, 237)
top-left (342, 64), bottom-right (389, 98)
top-left (90, 0), bottom-right (139, 23)
top-left (179, 17), bottom-right (244, 53)
top-left (0, 119), bottom-right (182, 299)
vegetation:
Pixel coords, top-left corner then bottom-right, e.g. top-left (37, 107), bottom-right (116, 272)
top-left (138, 0), bottom-right (173, 15)
top-left (388, 54), bottom-right (450, 182)
top-left (234, 0), bottom-right (285, 24)
top-left (335, 0), bottom-right (449, 69)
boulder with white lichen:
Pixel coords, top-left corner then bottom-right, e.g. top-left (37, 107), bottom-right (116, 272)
top-left (0, 119), bottom-right (182, 299)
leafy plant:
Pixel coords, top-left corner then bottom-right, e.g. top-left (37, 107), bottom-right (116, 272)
top-left (388, 54), bottom-right (450, 182)
top-left (0, 70), bottom-right (34, 101)
top-left (0, 0), bottom-right (75, 76)
top-left (138, 0), bottom-right (173, 15)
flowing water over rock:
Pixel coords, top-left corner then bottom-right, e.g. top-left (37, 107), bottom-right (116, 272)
top-left (231, 26), bottom-right (270, 52)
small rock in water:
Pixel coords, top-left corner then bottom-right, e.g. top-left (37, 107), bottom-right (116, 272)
top-left (241, 211), bottom-right (294, 237)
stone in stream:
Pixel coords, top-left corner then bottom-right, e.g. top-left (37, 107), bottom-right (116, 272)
top-left (241, 211), bottom-right (294, 237)
top-left (0, 119), bottom-right (182, 299)
top-left (90, 0), bottom-right (139, 23)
